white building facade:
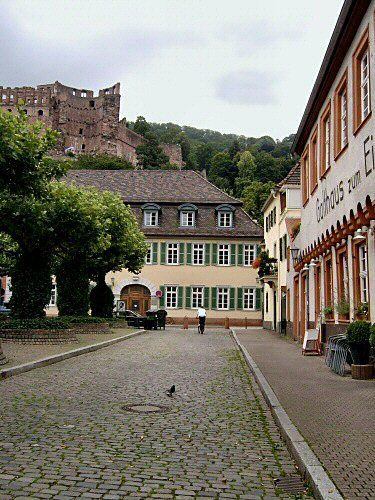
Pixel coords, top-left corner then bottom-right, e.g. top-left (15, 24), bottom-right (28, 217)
top-left (289, 0), bottom-right (375, 342)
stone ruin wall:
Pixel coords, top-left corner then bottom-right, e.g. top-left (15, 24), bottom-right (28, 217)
top-left (0, 81), bottom-right (182, 168)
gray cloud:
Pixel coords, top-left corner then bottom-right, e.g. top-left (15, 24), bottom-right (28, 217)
top-left (0, 10), bottom-right (201, 90)
top-left (216, 70), bottom-right (277, 105)
top-left (220, 20), bottom-right (300, 55)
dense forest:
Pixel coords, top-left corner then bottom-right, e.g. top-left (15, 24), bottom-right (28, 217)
top-left (128, 117), bottom-right (297, 222)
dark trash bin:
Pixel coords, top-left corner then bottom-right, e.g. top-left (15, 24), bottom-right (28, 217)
top-left (157, 309), bottom-right (167, 330)
top-left (145, 310), bottom-right (158, 330)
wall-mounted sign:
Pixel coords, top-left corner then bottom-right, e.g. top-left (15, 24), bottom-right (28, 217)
top-left (156, 290), bottom-right (163, 297)
top-left (315, 134), bottom-right (374, 223)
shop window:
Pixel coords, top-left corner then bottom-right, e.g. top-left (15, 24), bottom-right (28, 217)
top-left (324, 254), bottom-right (333, 320)
top-left (337, 246), bottom-right (349, 321)
top-left (320, 102), bottom-right (331, 177)
top-left (334, 70), bottom-right (348, 157)
top-left (310, 127), bottom-right (318, 193)
top-left (353, 27), bottom-right (371, 133)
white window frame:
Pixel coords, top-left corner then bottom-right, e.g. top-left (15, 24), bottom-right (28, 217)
top-left (166, 286), bottom-right (178, 309)
top-left (217, 287), bottom-right (229, 310)
top-left (145, 243), bottom-right (153, 265)
top-left (192, 243), bottom-right (205, 265)
top-left (243, 244), bottom-right (256, 266)
top-left (180, 211), bottom-right (195, 227)
top-left (361, 50), bottom-right (370, 121)
top-left (167, 243), bottom-right (179, 265)
top-left (192, 286), bottom-right (204, 308)
top-left (144, 210), bottom-right (158, 227)
top-left (218, 211), bottom-right (233, 228)
top-left (49, 283), bottom-right (57, 306)
top-left (341, 89), bottom-right (347, 148)
top-left (218, 244), bottom-right (230, 266)
top-left (359, 245), bottom-right (368, 303)
top-left (243, 287), bottom-right (256, 311)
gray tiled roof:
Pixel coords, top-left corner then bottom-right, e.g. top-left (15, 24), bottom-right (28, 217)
top-left (276, 163), bottom-right (301, 188)
top-left (66, 169), bottom-right (263, 238)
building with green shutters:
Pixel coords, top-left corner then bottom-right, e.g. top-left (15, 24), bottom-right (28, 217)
top-left (64, 169), bottom-right (263, 326)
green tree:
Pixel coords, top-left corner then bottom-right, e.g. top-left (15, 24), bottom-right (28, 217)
top-left (136, 133), bottom-right (169, 170)
top-left (73, 153), bottom-right (134, 170)
top-left (242, 180), bottom-right (274, 223)
top-left (235, 150), bottom-right (257, 196)
top-left (133, 116), bottom-right (151, 137)
top-left (208, 152), bottom-right (232, 192)
top-left (193, 143), bottom-right (215, 172)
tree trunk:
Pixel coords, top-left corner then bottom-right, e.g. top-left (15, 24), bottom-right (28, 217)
top-left (9, 250), bottom-right (52, 318)
top-left (90, 272), bottom-right (114, 318)
top-left (56, 263), bottom-right (90, 317)
top-left (0, 342), bottom-right (8, 365)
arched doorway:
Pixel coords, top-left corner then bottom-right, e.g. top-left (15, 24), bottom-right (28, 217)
top-left (120, 285), bottom-right (151, 315)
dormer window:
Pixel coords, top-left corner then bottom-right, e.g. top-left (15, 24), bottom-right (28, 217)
top-left (216, 204), bottom-right (235, 228)
top-left (178, 203), bottom-right (197, 227)
top-left (142, 203), bottom-right (160, 227)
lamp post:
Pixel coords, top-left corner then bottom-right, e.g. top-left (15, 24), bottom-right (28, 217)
top-left (290, 247), bottom-right (301, 264)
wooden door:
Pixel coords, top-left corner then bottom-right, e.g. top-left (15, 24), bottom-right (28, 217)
top-left (120, 285), bottom-right (151, 315)
top-left (293, 276), bottom-right (299, 340)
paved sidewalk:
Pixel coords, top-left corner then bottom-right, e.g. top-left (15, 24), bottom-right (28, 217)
top-left (236, 328), bottom-right (375, 500)
top-left (1, 330), bottom-right (131, 368)
top-left (0, 329), bottom-right (309, 499)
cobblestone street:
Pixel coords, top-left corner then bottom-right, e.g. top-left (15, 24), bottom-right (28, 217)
top-left (0, 329), bottom-right (307, 499)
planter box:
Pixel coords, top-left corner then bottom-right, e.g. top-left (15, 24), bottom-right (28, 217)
top-left (351, 364), bottom-right (374, 380)
top-left (0, 329), bottom-right (77, 344)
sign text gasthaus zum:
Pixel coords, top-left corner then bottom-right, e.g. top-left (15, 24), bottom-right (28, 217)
top-left (316, 134), bottom-right (374, 223)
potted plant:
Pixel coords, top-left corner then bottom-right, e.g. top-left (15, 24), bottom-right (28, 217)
top-left (355, 302), bottom-right (368, 320)
top-left (323, 306), bottom-right (333, 319)
top-left (346, 320), bottom-right (371, 364)
top-left (336, 299), bottom-right (350, 318)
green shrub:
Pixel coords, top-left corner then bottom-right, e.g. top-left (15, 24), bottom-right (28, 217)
top-left (370, 324), bottom-right (375, 348)
top-left (0, 317), bottom-right (70, 330)
top-left (60, 316), bottom-right (108, 324)
top-left (346, 321), bottom-right (371, 343)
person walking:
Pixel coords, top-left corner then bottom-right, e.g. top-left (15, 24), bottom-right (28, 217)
top-left (196, 305), bottom-right (207, 334)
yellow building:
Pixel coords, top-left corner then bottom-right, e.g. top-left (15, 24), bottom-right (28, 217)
top-left (65, 170), bottom-right (263, 326)
top-left (261, 164), bottom-right (301, 333)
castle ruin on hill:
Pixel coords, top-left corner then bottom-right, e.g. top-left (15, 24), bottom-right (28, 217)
top-left (0, 81), bottom-right (182, 167)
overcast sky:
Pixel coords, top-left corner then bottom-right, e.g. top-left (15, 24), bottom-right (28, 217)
top-left (1, 0), bottom-right (343, 140)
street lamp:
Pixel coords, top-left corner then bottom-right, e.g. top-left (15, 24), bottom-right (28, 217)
top-left (302, 263), bottom-right (309, 272)
top-left (290, 247), bottom-right (301, 263)
top-left (309, 258), bottom-right (316, 268)
top-left (353, 228), bottom-right (365, 240)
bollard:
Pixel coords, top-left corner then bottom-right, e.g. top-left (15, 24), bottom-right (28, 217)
top-left (224, 317), bottom-right (229, 329)
top-left (183, 316), bottom-right (189, 329)
top-left (245, 317), bottom-right (248, 329)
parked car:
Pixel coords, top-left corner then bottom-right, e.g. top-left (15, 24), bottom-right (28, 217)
top-left (123, 310), bottom-right (145, 328)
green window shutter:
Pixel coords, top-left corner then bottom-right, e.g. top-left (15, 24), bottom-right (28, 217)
top-left (237, 244), bottom-right (243, 266)
top-left (152, 242), bottom-right (158, 264)
top-left (255, 288), bottom-right (262, 310)
top-left (179, 243), bottom-right (185, 265)
top-left (205, 244), bottom-right (211, 266)
top-left (212, 244), bottom-right (218, 265)
top-left (230, 288), bottom-right (235, 310)
top-left (211, 287), bottom-right (217, 310)
top-left (204, 287), bottom-right (210, 308)
top-left (160, 242), bottom-right (166, 264)
top-left (237, 288), bottom-right (243, 309)
top-left (256, 244), bottom-right (261, 257)
top-left (185, 287), bottom-right (191, 308)
top-left (159, 286), bottom-right (165, 307)
top-left (177, 286), bottom-right (183, 308)
top-left (186, 243), bottom-right (192, 265)
top-left (231, 244), bottom-right (236, 266)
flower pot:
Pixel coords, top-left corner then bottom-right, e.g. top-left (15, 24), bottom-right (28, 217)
top-left (348, 342), bottom-right (370, 365)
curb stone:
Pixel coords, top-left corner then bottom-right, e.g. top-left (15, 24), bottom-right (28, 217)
top-left (0, 329), bottom-right (145, 380)
top-left (231, 329), bottom-right (343, 500)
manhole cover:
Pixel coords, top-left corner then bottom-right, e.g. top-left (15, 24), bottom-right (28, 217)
top-left (122, 404), bottom-right (170, 414)
top-left (274, 476), bottom-right (306, 494)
